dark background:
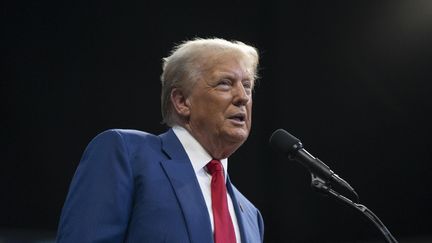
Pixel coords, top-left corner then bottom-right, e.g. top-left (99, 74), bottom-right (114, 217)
top-left (2, 0), bottom-right (432, 242)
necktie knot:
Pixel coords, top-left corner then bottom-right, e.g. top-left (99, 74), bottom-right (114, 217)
top-left (206, 159), bottom-right (223, 175)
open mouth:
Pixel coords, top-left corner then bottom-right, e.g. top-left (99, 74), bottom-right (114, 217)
top-left (229, 113), bottom-right (246, 122)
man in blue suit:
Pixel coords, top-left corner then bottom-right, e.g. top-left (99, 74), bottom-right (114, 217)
top-left (57, 38), bottom-right (264, 243)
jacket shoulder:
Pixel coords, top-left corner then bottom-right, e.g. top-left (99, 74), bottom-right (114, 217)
top-left (96, 128), bottom-right (157, 138)
top-left (84, 129), bottom-right (162, 157)
top-left (92, 129), bottom-right (159, 144)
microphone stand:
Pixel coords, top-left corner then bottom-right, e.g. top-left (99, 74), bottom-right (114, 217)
top-left (310, 174), bottom-right (398, 243)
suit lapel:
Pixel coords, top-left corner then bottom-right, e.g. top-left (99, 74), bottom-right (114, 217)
top-left (159, 129), bottom-right (213, 243)
top-left (227, 176), bottom-right (249, 243)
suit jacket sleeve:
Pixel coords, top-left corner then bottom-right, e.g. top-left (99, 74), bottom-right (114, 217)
top-left (57, 130), bottom-right (134, 243)
top-left (257, 208), bottom-right (264, 242)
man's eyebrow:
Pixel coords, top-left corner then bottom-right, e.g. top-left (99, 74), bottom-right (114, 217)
top-left (216, 72), bottom-right (236, 77)
top-left (217, 71), bottom-right (253, 81)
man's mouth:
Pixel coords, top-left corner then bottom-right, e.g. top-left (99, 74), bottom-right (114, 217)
top-left (228, 113), bottom-right (246, 122)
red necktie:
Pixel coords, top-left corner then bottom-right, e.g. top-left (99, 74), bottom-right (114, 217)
top-left (206, 159), bottom-right (236, 243)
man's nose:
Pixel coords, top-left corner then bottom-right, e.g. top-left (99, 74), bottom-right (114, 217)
top-left (233, 82), bottom-right (250, 106)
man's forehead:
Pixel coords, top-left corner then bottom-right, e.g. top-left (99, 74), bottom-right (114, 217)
top-left (213, 69), bottom-right (255, 82)
top-left (200, 53), bottom-right (255, 77)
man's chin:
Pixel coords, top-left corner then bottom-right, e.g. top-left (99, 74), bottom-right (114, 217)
top-left (225, 129), bottom-right (249, 144)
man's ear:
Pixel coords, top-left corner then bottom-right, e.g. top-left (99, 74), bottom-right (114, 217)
top-left (170, 88), bottom-right (191, 118)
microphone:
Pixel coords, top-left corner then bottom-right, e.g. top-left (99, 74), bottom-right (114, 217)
top-left (269, 128), bottom-right (358, 201)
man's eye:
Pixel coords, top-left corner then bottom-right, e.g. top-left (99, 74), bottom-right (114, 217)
top-left (243, 81), bottom-right (252, 90)
top-left (218, 80), bottom-right (231, 86)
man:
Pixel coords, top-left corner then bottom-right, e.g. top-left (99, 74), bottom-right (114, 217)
top-left (57, 38), bottom-right (264, 243)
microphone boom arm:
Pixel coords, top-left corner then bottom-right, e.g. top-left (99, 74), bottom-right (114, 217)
top-left (310, 173), bottom-right (398, 243)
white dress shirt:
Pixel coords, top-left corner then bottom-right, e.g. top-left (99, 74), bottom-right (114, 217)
top-left (172, 126), bottom-right (241, 243)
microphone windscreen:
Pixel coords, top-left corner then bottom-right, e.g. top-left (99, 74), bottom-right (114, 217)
top-left (269, 129), bottom-right (302, 155)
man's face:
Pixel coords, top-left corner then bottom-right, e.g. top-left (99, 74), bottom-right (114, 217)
top-left (185, 52), bottom-right (254, 156)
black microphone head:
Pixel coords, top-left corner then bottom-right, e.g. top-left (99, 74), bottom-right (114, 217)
top-left (269, 129), bottom-right (303, 155)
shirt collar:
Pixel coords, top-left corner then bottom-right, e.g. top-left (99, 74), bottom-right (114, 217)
top-left (172, 126), bottom-right (228, 177)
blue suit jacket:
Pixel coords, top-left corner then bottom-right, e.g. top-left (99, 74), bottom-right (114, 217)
top-left (57, 129), bottom-right (264, 243)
